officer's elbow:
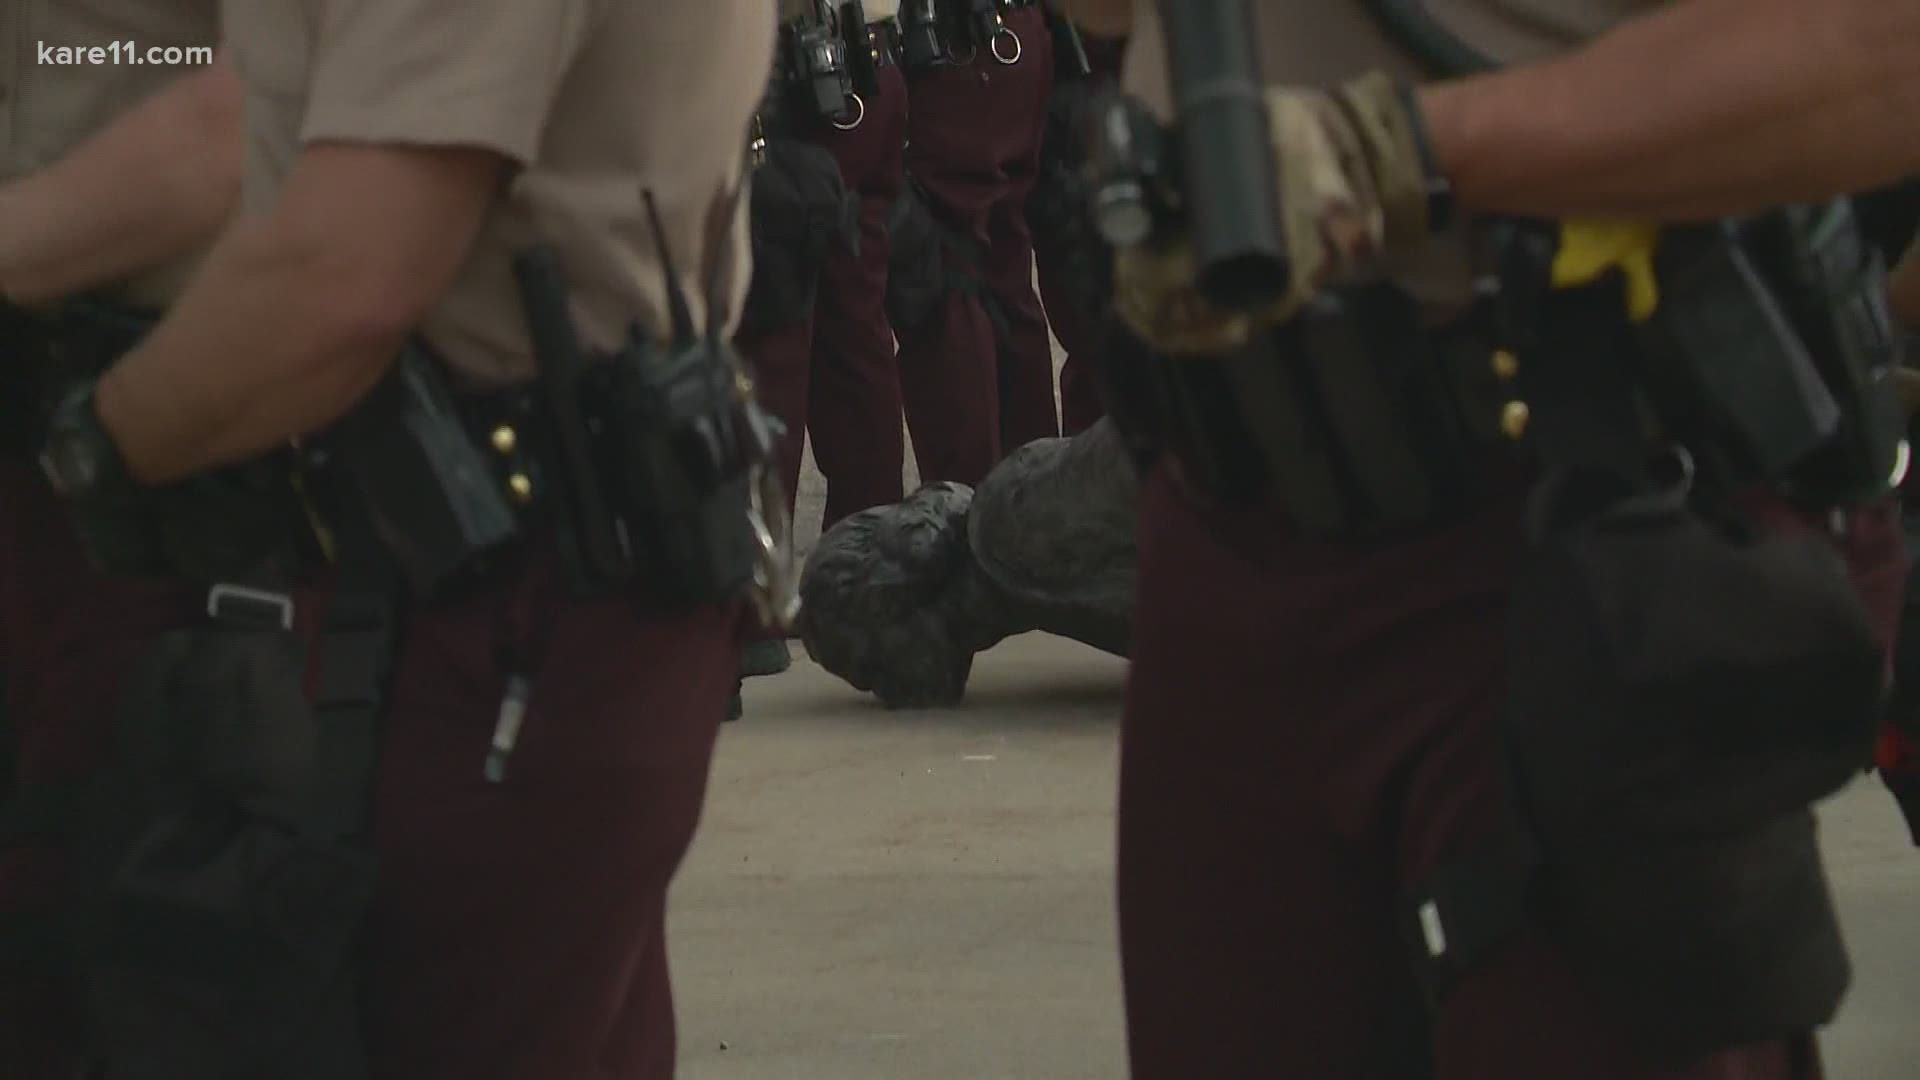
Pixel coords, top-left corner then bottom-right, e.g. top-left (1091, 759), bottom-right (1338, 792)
top-left (271, 143), bottom-right (502, 366)
top-left (263, 216), bottom-right (422, 369)
top-left (133, 56), bottom-right (247, 242)
top-left (183, 59), bottom-right (244, 188)
top-left (328, 280), bottom-right (422, 363)
top-left (314, 264), bottom-right (422, 365)
top-left (180, 56), bottom-right (244, 151)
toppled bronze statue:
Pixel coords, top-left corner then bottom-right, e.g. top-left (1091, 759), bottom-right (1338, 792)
top-left (799, 418), bottom-right (1138, 707)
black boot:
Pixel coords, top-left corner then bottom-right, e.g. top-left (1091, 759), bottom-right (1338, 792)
top-left (738, 638), bottom-right (792, 678)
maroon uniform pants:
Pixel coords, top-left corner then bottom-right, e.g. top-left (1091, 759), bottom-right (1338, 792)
top-left (360, 547), bottom-right (736, 1080)
top-left (0, 461), bottom-right (190, 1078)
top-left (0, 460), bottom-right (738, 1080)
top-left (897, 8), bottom-right (1056, 486)
top-left (1038, 243), bottom-right (1105, 437)
top-left (1119, 468), bottom-right (1906, 1079)
top-left (740, 61), bottom-right (911, 528)
top-left (1037, 34), bottom-right (1128, 438)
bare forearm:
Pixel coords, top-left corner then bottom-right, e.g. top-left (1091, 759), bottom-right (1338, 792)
top-left (0, 58), bottom-right (242, 306)
top-left (94, 217), bottom-right (402, 485)
top-left (1419, 0), bottom-right (1920, 221)
top-left (92, 143), bottom-right (498, 485)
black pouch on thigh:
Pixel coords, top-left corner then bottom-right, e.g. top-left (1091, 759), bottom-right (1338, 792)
top-left (1504, 467), bottom-right (1883, 1064)
top-left (65, 624), bottom-right (375, 1079)
top-left (884, 176), bottom-right (994, 337)
top-left (739, 139), bottom-right (857, 337)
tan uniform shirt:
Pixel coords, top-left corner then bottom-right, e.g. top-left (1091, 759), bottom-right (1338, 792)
top-left (779, 1), bottom-right (900, 24)
top-left (223, 0), bottom-right (776, 386)
top-left (1122, 0), bottom-right (1662, 307)
top-left (1123, 0), bottom-right (1660, 96)
top-left (2, 0), bottom-right (221, 306)
top-left (1425, 0), bottom-right (1663, 63)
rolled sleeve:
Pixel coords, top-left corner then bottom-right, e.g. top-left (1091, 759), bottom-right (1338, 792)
top-left (301, 0), bottom-right (599, 164)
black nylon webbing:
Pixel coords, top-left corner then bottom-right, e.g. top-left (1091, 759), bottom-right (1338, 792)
top-left (305, 514), bottom-right (401, 844)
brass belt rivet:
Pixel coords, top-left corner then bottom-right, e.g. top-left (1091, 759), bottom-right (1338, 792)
top-left (1500, 401), bottom-right (1531, 439)
top-left (1491, 349), bottom-right (1519, 380)
top-left (507, 473), bottom-right (534, 502)
top-left (490, 425), bottom-right (518, 454)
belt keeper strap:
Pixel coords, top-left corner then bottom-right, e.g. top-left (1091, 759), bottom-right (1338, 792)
top-left (314, 593), bottom-right (397, 710)
top-left (305, 585), bottom-right (399, 841)
top-left (207, 583), bottom-right (296, 632)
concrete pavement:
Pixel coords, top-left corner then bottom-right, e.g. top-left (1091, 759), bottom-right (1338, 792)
top-left (674, 636), bottom-right (1127, 1080)
top-left (670, 635), bottom-right (1920, 1079)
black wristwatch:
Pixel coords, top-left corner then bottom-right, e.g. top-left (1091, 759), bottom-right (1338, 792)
top-left (39, 382), bottom-right (137, 502)
top-left (1393, 81), bottom-right (1455, 233)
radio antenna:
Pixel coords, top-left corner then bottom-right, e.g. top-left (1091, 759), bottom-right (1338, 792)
top-left (700, 174), bottom-right (750, 339)
top-left (642, 189), bottom-right (696, 342)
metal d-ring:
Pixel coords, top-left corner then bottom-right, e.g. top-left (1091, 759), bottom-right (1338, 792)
top-left (832, 92), bottom-right (866, 131)
top-left (950, 41), bottom-right (978, 66)
top-left (1656, 443), bottom-right (1698, 500)
top-left (746, 463), bottom-right (802, 632)
top-left (991, 26), bottom-right (1022, 65)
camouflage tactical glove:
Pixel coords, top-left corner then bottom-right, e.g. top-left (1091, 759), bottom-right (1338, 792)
top-left (1114, 72), bottom-right (1436, 356)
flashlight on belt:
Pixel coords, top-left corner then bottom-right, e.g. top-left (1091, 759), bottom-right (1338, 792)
top-left (898, 0), bottom-right (945, 68)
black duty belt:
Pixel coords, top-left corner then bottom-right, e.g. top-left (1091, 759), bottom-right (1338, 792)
top-left (0, 351), bottom-right (39, 457)
top-left (1101, 285), bottom-right (1527, 543)
top-left (867, 18), bottom-right (901, 67)
top-left (1107, 205), bottom-right (1908, 540)
top-left (0, 298), bottom-right (153, 457)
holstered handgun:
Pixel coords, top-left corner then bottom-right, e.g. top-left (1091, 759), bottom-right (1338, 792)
top-left (1634, 225), bottom-right (1843, 489)
top-left (840, 0), bottom-right (881, 99)
top-left (781, 0), bottom-right (858, 127)
top-left (1768, 202), bottom-right (1908, 504)
top-left (897, 0), bottom-right (947, 69)
top-left (1634, 205), bottom-right (1906, 507)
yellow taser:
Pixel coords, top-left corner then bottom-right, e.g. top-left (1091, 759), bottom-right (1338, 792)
top-left (1550, 221), bottom-right (1663, 323)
